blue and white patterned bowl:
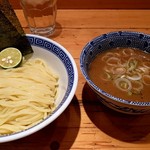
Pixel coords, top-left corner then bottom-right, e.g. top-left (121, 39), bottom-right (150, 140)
top-left (0, 34), bottom-right (78, 143)
top-left (80, 31), bottom-right (150, 115)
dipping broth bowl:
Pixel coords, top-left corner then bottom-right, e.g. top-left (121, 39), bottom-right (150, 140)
top-left (80, 31), bottom-right (150, 115)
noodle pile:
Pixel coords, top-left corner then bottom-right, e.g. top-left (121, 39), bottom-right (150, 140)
top-left (0, 58), bottom-right (59, 135)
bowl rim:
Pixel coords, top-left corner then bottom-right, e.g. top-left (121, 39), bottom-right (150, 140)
top-left (0, 34), bottom-right (78, 143)
top-left (80, 30), bottom-right (150, 107)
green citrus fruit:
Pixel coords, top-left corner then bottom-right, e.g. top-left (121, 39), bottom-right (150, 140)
top-left (0, 47), bottom-right (22, 69)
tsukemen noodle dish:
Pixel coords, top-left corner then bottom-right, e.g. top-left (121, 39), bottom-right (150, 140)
top-left (88, 47), bottom-right (150, 102)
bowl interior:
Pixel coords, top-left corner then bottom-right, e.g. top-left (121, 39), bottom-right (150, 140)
top-left (27, 34), bottom-right (78, 110)
top-left (31, 45), bottom-right (68, 107)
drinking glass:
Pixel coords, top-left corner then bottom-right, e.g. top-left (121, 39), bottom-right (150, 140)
top-left (20, 0), bottom-right (57, 37)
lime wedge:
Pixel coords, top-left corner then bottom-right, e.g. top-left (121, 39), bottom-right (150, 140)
top-left (0, 47), bottom-right (22, 69)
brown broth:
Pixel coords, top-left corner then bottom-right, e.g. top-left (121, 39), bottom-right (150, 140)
top-left (88, 48), bottom-right (150, 102)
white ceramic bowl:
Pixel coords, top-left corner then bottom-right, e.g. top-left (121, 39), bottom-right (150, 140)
top-left (0, 34), bottom-right (78, 143)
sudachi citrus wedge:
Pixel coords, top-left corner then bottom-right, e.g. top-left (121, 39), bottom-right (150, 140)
top-left (0, 47), bottom-right (22, 69)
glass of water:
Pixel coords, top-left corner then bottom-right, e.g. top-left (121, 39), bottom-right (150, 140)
top-left (20, 0), bottom-right (57, 37)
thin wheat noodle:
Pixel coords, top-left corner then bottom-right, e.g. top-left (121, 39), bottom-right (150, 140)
top-left (0, 58), bottom-right (59, 135)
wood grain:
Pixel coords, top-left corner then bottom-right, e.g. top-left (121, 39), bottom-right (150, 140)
top-left (0, 9), bottom-right (150, 150)
top-left (10, 0), bottom-right (150, 9)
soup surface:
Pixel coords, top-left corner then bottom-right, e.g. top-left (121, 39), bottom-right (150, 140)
top-left (88, 48), bottom-right (150, 102)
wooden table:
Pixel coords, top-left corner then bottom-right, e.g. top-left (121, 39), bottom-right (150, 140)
top-left (1, 9), bottom-right (150, 150)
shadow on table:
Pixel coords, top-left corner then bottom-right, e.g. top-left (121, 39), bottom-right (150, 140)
top-left (82, 82), bottom-right (150, 142)
top-left (0, 95), bottom-right (81, 150)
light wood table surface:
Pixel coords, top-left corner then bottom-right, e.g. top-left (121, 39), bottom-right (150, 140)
top-left (0, 9), bottom-right (150, 150)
